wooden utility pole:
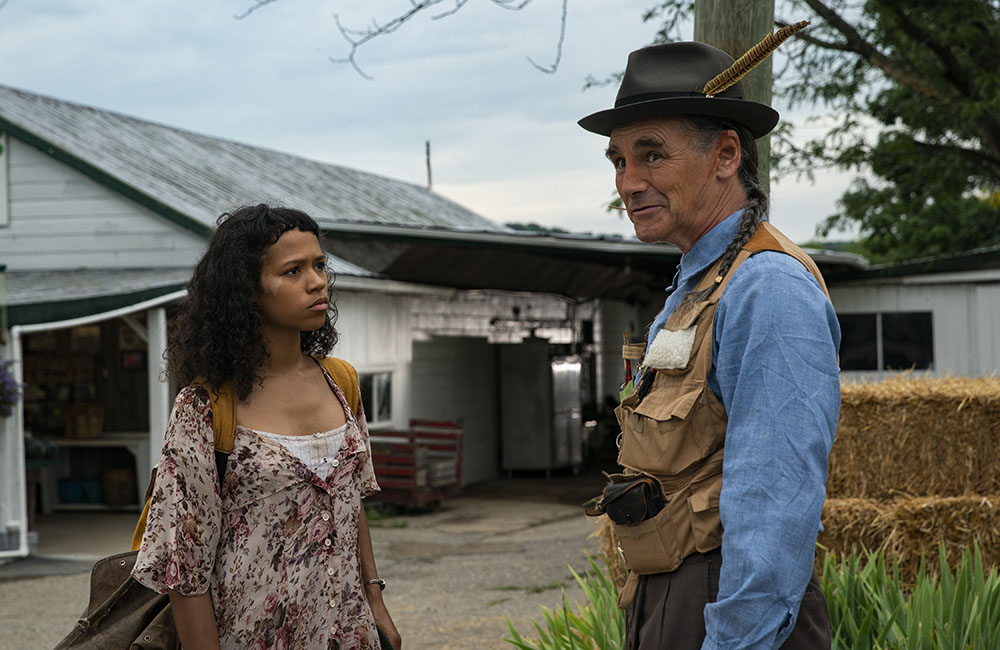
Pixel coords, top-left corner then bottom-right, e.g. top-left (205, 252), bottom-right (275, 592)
top-left (694, 0), bottom-right (776, 201)
top-left (425, 140), bottom-right (433, 190)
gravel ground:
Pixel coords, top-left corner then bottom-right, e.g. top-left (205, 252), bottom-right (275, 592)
top-left (0, 490), bottom-right (605, 650)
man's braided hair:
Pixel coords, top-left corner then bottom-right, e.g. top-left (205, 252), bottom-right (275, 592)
top-left (676, 115), bottom-right (768, 310)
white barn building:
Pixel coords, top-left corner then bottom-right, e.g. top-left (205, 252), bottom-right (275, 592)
top-left (0, 85), bottom-right (876, 559)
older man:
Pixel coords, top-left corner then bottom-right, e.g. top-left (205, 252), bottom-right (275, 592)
top-left (580, 42), bottom-right (839, 649)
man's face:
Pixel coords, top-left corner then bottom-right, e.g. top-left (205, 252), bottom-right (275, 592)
top-left (606, 117), bottom-right (719, 248)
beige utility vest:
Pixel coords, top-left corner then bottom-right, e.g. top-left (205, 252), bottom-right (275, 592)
top-left (612, 223), bottom-right (831, 580)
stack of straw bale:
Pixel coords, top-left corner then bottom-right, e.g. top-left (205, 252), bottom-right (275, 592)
top-left (822, 375), bottom-right (1000, 583)
top-left (819, 496), bottom-right (999, 582)
top-left (594, 376), bottom-right (1000, 588)
top-left (829, 376), bottom-right (1000, 498)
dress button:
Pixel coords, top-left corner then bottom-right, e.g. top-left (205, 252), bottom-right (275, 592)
top-left (332, 459), bottom-right (340, 467)
top-left (327, 567), bottom-right (335, 576)
top-left (329, 599), bottom-right (336, 608)
top-left (324, 538), bottom-right (332, 547)
top-left (322, 511), bottom-right (331, 521)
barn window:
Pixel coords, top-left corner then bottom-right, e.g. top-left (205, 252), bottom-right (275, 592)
top-left (359, 371), bottom-right (393, 425)
top-left (837, 313), bottom-right (878, 371)
top-left (837, 311), bottom-right (934, 371)
top-left (882, 312), bottom-right (934, 370)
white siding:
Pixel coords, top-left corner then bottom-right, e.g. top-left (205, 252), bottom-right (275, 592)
top-left (0, 138), bottom-right (205, 271)
top-left (973, 285), bottom-right (1000, 376)
top-left (333, 291), bottom-right (413, 430)
top-left (0, 133), bottom-right (9, 227)
top-left (410, 337), bottom-right (499, 485)
top-left (830, 282), bottom-right (995, 377)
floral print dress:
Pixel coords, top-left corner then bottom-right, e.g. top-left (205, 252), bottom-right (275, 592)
top-left (132, 369), bottom-right (381, 650)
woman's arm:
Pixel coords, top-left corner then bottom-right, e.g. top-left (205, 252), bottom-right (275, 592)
top-left (359, 508), bottom-right (402, 650)
top-left (168, 590), bottom-right (221, 650)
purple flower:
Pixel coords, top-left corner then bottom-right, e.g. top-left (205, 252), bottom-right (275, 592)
top-left (0, 361), bottom-right (24, 418)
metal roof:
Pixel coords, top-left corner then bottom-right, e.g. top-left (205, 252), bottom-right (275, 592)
top-left (2, 269), bottom-right (190, 326)
top-left (826, 244), bottom-right (1000, 283)
top-left (4, 268), bottom-right (193, 307)
top-left (4, 256), bottom-right (372, 309)
top-left (0, 84), bottom-right (506, 235)
top-left (318, 222), bottom-right (869, 300)
top-left (2, 257), bottom-right (374, 326)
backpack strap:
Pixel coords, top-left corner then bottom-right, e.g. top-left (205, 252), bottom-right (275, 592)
top-left (315, 356), bottom-right (360, 416)
top-left (130, 381), bottom-right (234, 552)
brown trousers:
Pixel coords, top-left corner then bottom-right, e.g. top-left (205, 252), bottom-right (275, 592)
top-left (625, 548), bottom-right (830, 650)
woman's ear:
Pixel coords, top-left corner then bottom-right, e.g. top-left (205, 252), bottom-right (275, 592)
top-left (715, 130), bottom-right (742, 180)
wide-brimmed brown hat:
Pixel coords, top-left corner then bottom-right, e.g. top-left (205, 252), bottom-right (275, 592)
top-left (578, 41), bottom-right (780, 138)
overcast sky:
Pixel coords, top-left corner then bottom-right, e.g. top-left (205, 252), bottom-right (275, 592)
top-left (0, 0), bottom-right (859, 244)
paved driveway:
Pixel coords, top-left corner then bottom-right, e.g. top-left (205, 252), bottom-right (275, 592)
top-left (0, 477), bottom-right (606, 650)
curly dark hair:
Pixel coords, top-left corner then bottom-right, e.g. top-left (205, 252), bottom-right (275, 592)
top-left (168, 204), bottom-right (339, 400)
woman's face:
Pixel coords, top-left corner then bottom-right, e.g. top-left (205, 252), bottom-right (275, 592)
top-left (256, 228), bottom-right (329, 333)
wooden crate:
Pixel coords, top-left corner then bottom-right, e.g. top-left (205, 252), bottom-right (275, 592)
top-left (369, 420), bottom-right (463, 508)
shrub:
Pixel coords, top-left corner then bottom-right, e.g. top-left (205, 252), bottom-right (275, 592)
top-left (823, 543), bottom-right (1000, 650)
top-left (508, 544), bottom-right (1000, 650)
top-left (505, 556), bottom-right (624, 650)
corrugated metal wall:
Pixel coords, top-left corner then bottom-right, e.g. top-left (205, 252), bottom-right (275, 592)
top-left (830, 282), bottom-right (1000, 377)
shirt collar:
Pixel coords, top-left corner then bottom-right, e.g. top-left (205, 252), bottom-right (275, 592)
top-left (675, 209), bottom-right (745, 286)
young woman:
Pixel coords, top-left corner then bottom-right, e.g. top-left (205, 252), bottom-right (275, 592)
top-left (132, 205), bottom-right (401, 650)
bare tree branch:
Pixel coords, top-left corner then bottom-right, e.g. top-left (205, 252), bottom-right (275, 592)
top-left (233, 0), bottom-right (279, 21)
top-left (237, 0), bottom-right (564, 79)
top-left (432, 0), bottom-right (471, 20)
top-left (328, 1), bottom-right (440, 80)
top-left (526, 0), bottom-right (568, 74)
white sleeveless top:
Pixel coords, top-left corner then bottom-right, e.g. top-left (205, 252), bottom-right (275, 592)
top-left (251, 421), bottom-right (349, 478)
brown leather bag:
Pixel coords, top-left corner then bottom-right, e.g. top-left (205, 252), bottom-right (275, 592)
top-left (55, 357), bottom-right (360, 650)
top-left (54, 549), bottom-right (178, 650)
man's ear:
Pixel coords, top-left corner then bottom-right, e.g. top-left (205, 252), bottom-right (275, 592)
top-left (715, 130), bottom-right (742, 179)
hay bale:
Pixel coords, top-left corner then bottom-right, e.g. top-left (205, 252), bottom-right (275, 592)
top-left (829, 376), bottom-right (1000, 498)
top-left (591, 515), bottom-right (627, 589)
top-left (820, 496), bottom-right (1000, 585)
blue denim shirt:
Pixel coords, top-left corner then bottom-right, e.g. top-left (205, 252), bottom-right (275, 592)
top-left (645, 210), bottom-right (841, 650)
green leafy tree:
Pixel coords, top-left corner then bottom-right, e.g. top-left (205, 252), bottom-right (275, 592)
top-left (627, 0), bottom-right (1000, 263)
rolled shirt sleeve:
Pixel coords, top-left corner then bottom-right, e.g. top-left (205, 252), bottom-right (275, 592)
top-left (132, 385), bottom-right (223, 596)
top-left (345, 381), bottom-right (380, 499)
top-left (701, 252), bottom-right (841, 650)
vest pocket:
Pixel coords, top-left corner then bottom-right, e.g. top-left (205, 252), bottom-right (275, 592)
top-left (687, 481), bottom-right (723, 553)
top-left (614, 503), bottom-right (686, 575)
top-left (616, 384), bottom-right (702, 476)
